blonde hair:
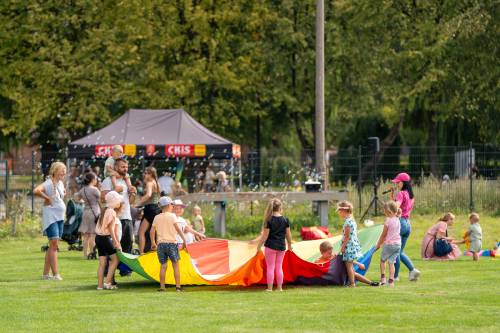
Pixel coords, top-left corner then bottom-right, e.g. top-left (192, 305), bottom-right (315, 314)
top-left (384, 201), bottom-right (399, 215)
top-left (264, 198), bottom-right (283, 224)
top-left (438, 212), bottom-right (455, 222)
top-left (319, 241), bottom-right (333, 253)
top-left (49, 161), bottom-right (66, 178)
top-left (193, 205), bottom-right (201, 213)
top-left (469, 213), bottom-right (480, 222)
top-left (112, 145), bottom-right (123, 153)
top-left (336, 200), bottom-right (353, 214)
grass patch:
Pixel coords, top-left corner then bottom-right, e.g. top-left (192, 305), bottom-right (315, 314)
top-left (0, 214), bottom-right (498, 332)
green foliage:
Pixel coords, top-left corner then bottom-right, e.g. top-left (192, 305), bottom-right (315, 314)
top-left (0, 1), bottom-right (497, 153)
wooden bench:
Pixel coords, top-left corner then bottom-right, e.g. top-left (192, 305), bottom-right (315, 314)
top-left (179, 191), bottom-right (348, 236)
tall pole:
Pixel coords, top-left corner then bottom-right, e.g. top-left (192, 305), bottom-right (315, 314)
top-left (315, 0), bottom-right (327, 190)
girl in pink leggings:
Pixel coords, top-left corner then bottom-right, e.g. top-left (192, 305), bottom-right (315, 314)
top-left (257, 199), bottom-right (293, 292)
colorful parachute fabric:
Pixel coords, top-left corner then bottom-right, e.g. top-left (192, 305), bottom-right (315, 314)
top-left (118, 225), bottom-right (383, 286)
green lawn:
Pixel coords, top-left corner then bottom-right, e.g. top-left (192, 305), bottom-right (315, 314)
top-left (0, 214), bottom-right (498, 333)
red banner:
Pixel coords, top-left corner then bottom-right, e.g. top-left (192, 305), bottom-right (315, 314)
top-left (145, 144), bottom-right (156, 156)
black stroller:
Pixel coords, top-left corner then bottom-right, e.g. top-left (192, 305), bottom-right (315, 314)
top-left (41, 200), bottom-right (84, 252)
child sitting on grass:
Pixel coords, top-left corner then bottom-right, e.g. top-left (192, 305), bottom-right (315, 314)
top-left (375, 201), bottom-right (401, 287)
top-left (315, 241), bottom-right (379, 286)
top-left (150, 196), bottom-right (187, 292)
top-left (104, 145), bottom-right (133, 192)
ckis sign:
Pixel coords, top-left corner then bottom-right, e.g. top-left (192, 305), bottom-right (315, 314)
top-left (165, 144), bottom-right (206, 157)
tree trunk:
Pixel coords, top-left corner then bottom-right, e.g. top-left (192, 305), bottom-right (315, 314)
top-left (358, 116), bottom-right (404, 185)
top-left (427, 112), bottom-right (441, 178)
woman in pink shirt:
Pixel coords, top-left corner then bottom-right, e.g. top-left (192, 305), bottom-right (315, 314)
top-left (421, 213), bottom-right (461, 260)
top-left (390, 172), bottom-right (421, 282)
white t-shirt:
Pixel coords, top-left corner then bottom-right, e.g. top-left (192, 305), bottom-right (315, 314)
top-left (42, 179), bottom-right (66, 231)
top-left (176, 216), bottom-right (195, 244)
top-left (158, 176), bottom-right (174, 195)
top-left (101, 177), bottom-right (132, 221)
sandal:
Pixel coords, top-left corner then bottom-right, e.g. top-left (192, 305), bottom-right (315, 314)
top-left (175, 287), bottom-right (183, 292)
top-left (158, 288), bottom-right (166, 292)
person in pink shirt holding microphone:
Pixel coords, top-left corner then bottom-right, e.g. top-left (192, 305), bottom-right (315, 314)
top-left (390, 172), bottom-right (421, 281)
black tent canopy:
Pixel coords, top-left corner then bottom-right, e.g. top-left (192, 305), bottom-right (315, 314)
top-left (68, 109), bottom-right (241, 159)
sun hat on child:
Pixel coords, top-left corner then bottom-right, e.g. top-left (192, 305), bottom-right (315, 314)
top-left (158, 196), bottom-right (173, 207)
top-left (173, 199), bottom-right (186, 207)
top-left (392, 172), bottom-right (411, 183)
top-left (105, 191), bottom-right (123, 209)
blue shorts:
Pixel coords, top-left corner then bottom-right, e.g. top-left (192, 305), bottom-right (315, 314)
top-left (157, 243), bottom-right (180, 264)
top-left (45, 220), bottom-right (64, 240)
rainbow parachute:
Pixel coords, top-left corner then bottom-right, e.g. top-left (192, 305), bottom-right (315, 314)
top-left (118, 225), bottom-right (382, 286)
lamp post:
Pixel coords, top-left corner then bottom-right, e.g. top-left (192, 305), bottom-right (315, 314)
top-left (315, 0), bottom-right (327, 190)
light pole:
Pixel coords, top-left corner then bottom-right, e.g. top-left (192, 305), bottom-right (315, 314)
top-left (315, 0), bottom-right (327, 190)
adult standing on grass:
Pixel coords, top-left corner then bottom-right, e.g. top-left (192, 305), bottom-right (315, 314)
top-left (390, 172), bottom-right (421, 281)
top-left (34, 161), bottom-right (67, 281)
top-left (136, 166), bottom-right (161, 254)
top-left (74, 172), bottom-right (101, 259)
top-left (101, 159), bottom-right (136, 259)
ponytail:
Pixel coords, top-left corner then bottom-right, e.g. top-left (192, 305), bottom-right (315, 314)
top-left (263, 198), bottom-right (283, 226)
top-left (401, 181), bottom-right (414, 199)
top-left (438, 212), bottom-right (455, 222)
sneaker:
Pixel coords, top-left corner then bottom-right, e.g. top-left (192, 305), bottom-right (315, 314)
top-left (104, 283), bottom-right (118, 290)
top-left (175, 287), bottom-right (183, 292)
top-left (42, 275), bottom-right (52, 280)
top-left (409, 269), bottom-right (421, 281)
top-left (394, 277), bottom-right (400, 282)
top-left (265, 289), bottom-right (273, 292)
top-left (53, 275), bottom-right (63, 281)
top-left (97, 287), bottom-right (103, 290)
top-left (387, 282), bottom-right (395, 287)
top-left (370, 281), bottom-right (381, 287)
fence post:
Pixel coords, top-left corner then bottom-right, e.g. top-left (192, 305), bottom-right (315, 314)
top-left (5, 159), bottom-right (9, 193)
top-left (31, 150), bottom-right (35, 215)
top-left (469, 142), bottom-right (474, 212)
top-left (357, 145), bottom-right (362, 215)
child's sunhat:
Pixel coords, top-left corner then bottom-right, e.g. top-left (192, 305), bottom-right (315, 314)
top-left (105, 191), bottom-right (123, 209)
top-left (173, 199), bottom-right (186, 207)
top-left (392, 172), bottom-right (411, 183)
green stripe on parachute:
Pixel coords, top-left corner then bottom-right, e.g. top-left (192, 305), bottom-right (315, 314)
top-left (117, 251), bottom-right (154, 281)
top-left (306, 225), bottom-right (383, 262)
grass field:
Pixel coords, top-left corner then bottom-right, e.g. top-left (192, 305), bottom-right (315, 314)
top-left (0, 214), bottom-right (498, 333)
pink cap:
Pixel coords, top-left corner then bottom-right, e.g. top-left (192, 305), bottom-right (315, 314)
top-left (392, 172), bottom-right (411, 183)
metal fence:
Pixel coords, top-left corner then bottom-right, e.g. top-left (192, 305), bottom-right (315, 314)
top-left (1, 144), bottom-right (499, 219)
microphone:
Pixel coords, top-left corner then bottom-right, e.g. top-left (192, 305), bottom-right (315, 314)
top-left (382, 188), bottom-right (394, 195)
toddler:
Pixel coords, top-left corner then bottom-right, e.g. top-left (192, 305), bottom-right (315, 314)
top-left (104, 145), bottom-right (132, 192)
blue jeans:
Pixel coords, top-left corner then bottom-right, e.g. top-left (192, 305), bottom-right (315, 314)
top-left (395, 217), bottom-right (415, 278)
top-left (45, 220), bottom-right (64, 240)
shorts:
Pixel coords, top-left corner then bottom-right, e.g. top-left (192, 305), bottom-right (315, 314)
top-left (469, 240), bottom-right (482, 253)
top-left (45, 220), bottom-right (64, 240)
top-left (381, 243), bottom-right (401, 263)
top-left (157, 243), bottom-right (180, 264)
top-left (143, 204), bottom-right (161, 224)
top-left (95, 234), bottom-right (117, 257)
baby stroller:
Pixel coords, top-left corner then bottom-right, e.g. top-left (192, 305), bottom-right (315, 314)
top-left (41, 200), bottom-right (84, 252)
